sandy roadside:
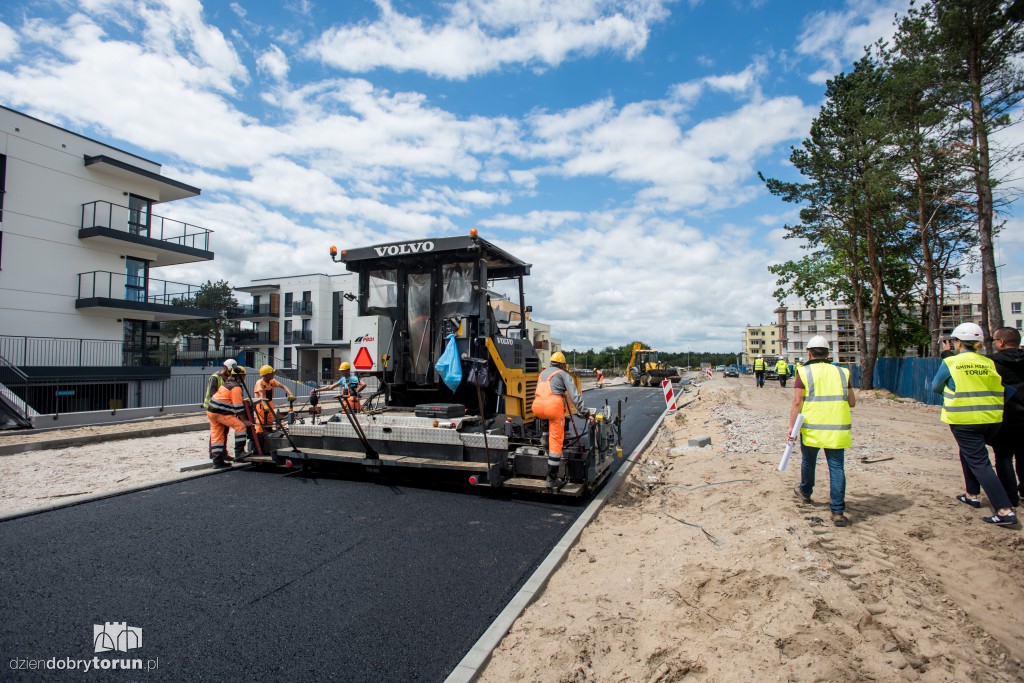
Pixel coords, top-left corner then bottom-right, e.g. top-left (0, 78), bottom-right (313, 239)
top-left (478, 378), bottom-right (1024, 683)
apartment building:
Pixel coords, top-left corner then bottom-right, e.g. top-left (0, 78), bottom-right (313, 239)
top-left (741, 323), bottom-right (780, 363)
top-left (228, 272), bottom-right (360, 383)
top-left (776, 291), bottom-right (1023, 365)
top-left (0, 105), bottom-right (216, 417)
top-left (776, 300), bottom-right (861, 364)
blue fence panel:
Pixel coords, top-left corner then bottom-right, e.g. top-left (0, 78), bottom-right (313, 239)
top-left (869, 357), bottom-right (943, 406)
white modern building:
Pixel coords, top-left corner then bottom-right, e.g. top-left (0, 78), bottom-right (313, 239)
top-left (0, 105), bottom-right (217, 417)
top-left (228, 272), bottom-right (360, 384)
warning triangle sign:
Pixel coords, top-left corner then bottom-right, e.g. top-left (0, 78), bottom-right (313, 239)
top-left (353, 346), bottom-right (374, 371)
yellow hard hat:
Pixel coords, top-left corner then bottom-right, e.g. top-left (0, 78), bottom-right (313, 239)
top-left (232, 366), bottom-right (246, 376)
top-left (338, 361), bottom-right (351, 371)
top-left (550, 351), bottom-right (566, 364)
top-left (259, 365), bottom-right (275, 376)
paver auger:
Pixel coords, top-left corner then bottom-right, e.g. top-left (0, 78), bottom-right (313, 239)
top-left (255, 230), bottom-right (626, 496)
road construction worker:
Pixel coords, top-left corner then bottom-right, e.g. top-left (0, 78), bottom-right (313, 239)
top-left (206, 366), bottom-right (252, 468)
top-left (313, 361), bottom-right (366, 412)
top-left (931, 322), bottom-right (1015, 526)
top-left (594, 368), bottom-right (604, 389)
top-left (531, 351), bottom-right (592, 488)
top-left (253, 365), bottom-right (294, 440)
top-left (753, 356), bottom-right (767, 388)
top-left (202, 359), bottom-right (237, 409)
top-left (790, 336), bottom-right (855, 527)
top-left (775, 357), bottom-right (790, 388)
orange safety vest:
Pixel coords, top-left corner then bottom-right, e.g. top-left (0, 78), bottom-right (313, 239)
top-left (254, 377), bottom-right (286, 403)
top-left (532, 369), bottom-right (568, 421)
top-left (207, 381), bottom-right (244, 416)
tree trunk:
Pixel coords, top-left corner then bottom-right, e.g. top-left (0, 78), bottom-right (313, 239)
top-left (969, 27), bottom-right (1003, 349)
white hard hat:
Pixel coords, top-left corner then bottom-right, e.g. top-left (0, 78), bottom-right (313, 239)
top-left (223, 359), bottom-right (238, 369)
top-left (951, 322), bottom-right (984, 341)
top-left (806, 335), bottom-right (830, 350)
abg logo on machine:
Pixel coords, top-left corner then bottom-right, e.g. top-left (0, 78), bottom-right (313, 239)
top-left (7, 622), bottom-right (159, 673)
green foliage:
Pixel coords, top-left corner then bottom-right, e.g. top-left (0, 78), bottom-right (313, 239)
top-left (163, 280), bottom-right (240, 350)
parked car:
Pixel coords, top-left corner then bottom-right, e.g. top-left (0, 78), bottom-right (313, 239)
top-left (715, 365), bottom-right (726, 372)
top-left (724, 365), bottom-right (740, 377)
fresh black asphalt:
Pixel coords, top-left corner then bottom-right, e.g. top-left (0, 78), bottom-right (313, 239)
top-left (0, 385), bottom-right (669, 682)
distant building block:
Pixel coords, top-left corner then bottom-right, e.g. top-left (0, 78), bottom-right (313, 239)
top-left (688, 435), bottom-right (711, 448)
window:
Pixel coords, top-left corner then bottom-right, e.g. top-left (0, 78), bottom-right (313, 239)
top-left (332, 291), bottom-right (345, 340)
top-left (1012, 302), bottom-right (1021, 314)
top-left (791, 325), bottom-right (800, 334)
top-left (792, 311), bottom-right (802, 321)
top-left (826, 325), bottom-right (832, 333)
top-left (302, 290), bottom-right (311, 302)
top-left (284, 320), bottom-right (293, 335)
top-left (127, 194), bottom-right (152, 236)
top-left (807, 325), bottom-right (817, 333)
top-left (1017, 319), bottom-right (1022, 330)
top-left (810, 310), bottom-right (816, 320)
top-left (284, 347), bottom-right (292, 367)
top-left (825, 310), bottom-right (832, 320)
top-left (125, 258), bottom-right (147, 302)
top-left (285, 292), bottom-right (293, 315)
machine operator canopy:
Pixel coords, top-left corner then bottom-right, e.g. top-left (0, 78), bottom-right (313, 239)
top-left (338, 234), bottom-right (531, 281)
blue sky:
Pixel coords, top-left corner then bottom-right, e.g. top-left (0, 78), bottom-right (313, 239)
top-left (1, 0), bottom-right (1021, 352)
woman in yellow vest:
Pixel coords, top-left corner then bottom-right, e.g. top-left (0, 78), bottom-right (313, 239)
top-left (931, 323), bottom-right (1015, 526)
top-left (789, 336), bottom-right (855, 527)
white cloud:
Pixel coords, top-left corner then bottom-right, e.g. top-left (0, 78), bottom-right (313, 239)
top-left (796, 0), bottom-right (908, 84)
top-left (305, 0), bottom-right (671, 79)
top-left (0, 22), bottom-right (17, 61)
top-left (257, 44), bottom-right (289, 80)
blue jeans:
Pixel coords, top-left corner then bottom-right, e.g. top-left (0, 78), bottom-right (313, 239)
top-left (798, 445), bottom-right (846, 513)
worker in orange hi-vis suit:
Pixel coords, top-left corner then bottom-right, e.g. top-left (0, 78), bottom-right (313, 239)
top-left (206, 367), bottom-right (252, 468)
top-left (531, 352), bottom-right (592, 489)
top-left (253, 365), bottom-right (294, 437)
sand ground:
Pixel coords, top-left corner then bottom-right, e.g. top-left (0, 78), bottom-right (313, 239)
top-left (1, 378), bottom-right (1022, 682)
top-left (478, 378), bottom-right (1024, 682)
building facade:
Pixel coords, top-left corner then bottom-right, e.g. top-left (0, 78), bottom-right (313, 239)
top-left (741, 323), bottom-right (780, 363)
top-left (227, 272), bottom-right (360, 384)
top-left (0, 105), bottom-right (217, 417)
top-left (776, 291), bottom-right (1024, 365)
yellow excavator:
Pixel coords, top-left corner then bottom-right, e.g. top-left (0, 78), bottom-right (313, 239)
top-left (625, 342), bottom-right (681, 387)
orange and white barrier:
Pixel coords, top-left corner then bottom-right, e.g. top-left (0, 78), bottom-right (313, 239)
top-left (662, 379), bottom-right (677, 413)
top-left (703, 368), bottom-right (713, 380)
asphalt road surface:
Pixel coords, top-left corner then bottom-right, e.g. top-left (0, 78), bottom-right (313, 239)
top-left (0, 385), bottom-right (669, 682)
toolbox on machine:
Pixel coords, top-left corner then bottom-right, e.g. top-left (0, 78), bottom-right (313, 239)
top-left (414, 403), bottom-right (467, 418)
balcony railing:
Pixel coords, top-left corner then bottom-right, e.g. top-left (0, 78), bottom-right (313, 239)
top-left (291, 301), bottom-right (314, 316)
top-left (226, 331), bottom-right (280, 346)
top-left (227, 304), bottom-right (277, 319)
top-left (82, 201), bottom-right (212, 251)
top-left (289, 330), bottom-right (312, 344)
top-left (77, 271), bottom-right (206, 307)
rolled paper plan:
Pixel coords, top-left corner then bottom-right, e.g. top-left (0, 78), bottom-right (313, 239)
top-left (777, 413), bottom-right (805, 472)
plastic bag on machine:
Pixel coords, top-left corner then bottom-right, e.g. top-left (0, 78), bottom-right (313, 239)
top-left (435, 333), bottom-right (462, 392)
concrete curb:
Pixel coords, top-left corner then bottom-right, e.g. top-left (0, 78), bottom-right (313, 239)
top-left (444, 386), bottom-right (699, 683)
top-left (0, 464), bottom-right (249, 524)
top-left (0, 422), bottom-right (210, 457)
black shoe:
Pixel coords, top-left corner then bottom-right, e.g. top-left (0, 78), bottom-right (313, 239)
top-left (211, 457), bottom-right (231, 469)
top-left (794, 485), bottom-right (811, 504)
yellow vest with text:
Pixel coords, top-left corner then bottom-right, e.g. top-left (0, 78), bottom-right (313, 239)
top-left (796, 363), bottom-right (852, 449)
top-left (940, 352), bottom-right (1003, 425)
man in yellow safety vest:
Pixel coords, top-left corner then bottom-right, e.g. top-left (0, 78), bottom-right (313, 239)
top-left (789, 336), bottom-right (855, 527)
top-left (775, 357), bottom-right (790, 388)
top-left (931, 322), bottom-right (1015, 526)
top-left (753, 356), bottom-right (767, 388)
